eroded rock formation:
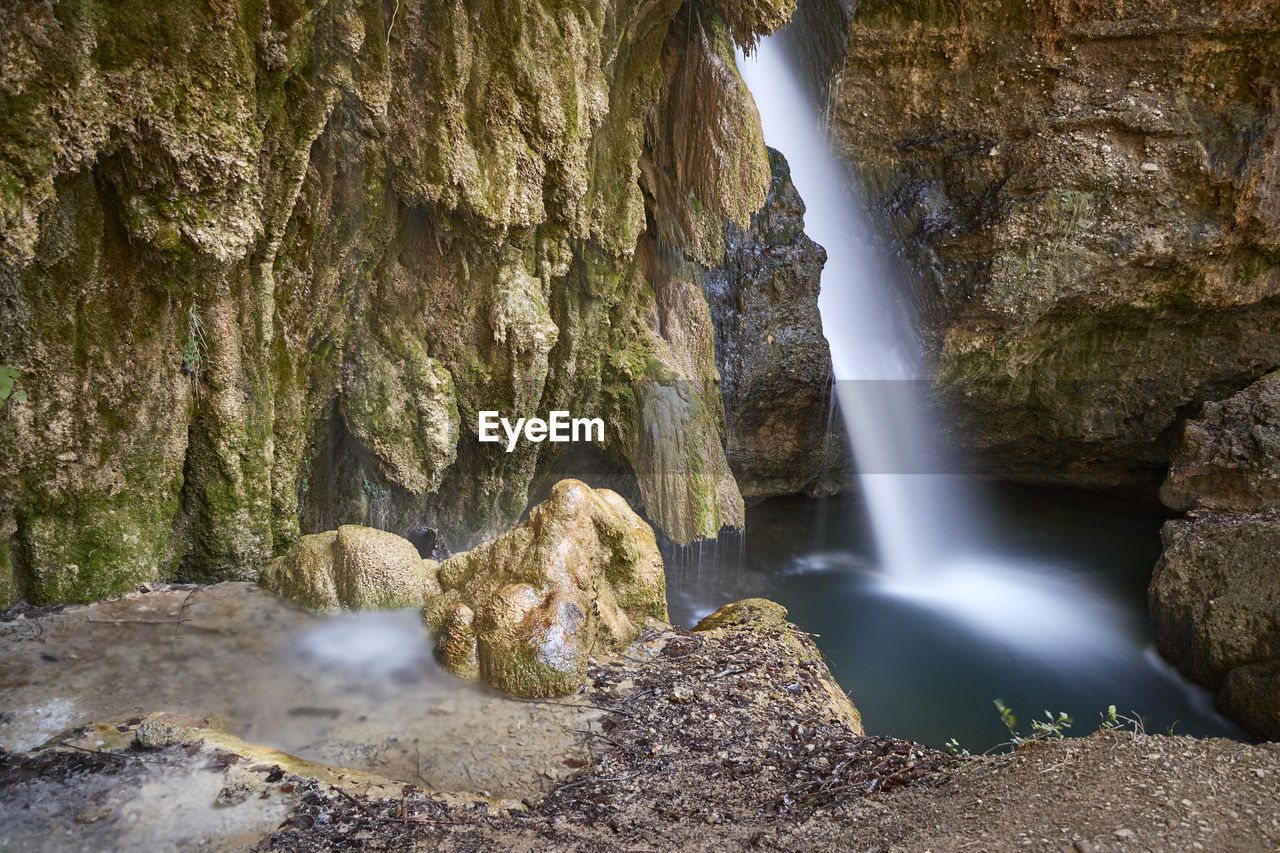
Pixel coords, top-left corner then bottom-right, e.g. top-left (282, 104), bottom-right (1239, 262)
top-left (0, 0), bottom-right (800, 605)
top-left (260, 524), bottom-right (432, 611)
top-left (424, 479), bottom-right (667, 696)
top-left (705, 148), bottom-right (848, 498)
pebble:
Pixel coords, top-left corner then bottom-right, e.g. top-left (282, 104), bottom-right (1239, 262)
top-left (1141, 162), bottom-right (1160, 172)
top-left (1114, 828), bottom-right (1136, 838)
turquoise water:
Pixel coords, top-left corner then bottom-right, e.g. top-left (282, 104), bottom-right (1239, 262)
top-left (664, 483), bottom-right (1247, 752)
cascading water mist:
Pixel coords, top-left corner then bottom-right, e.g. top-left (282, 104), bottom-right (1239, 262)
top-left (737, 34), bottom-right (1133, 660)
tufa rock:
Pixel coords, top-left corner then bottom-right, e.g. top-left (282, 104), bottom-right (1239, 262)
top-left (0, 0), bottom-right (795, 605)
top-left (422, 479), bottom-right (667, 697)
top-left (261, 525), bottom-right (433, 611)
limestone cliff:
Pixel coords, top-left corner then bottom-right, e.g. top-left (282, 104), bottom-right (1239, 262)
top-left (0, 0), bottom-right (794, 604)
top-left (816, 0), bottom-right (1280, 493)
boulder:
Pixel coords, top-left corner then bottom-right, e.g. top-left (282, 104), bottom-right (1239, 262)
top-left (1150, 517), bottom-right (1280, 689)
top-left (1150, 374), bottom-right (1280, 739)
top-left (694, 598), bottom-right (863, 733)
top-left (423, 479), bottom-right (667, 697)
top-left (261, 525), bottom-right (433, 611)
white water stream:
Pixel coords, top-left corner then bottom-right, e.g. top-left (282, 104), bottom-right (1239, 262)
top-left (737, 35), bottom-right (1133, 659)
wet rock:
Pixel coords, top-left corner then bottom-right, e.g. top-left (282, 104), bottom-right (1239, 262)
top-left (261, 525), bottom-right (433, 611)
top-left (704, 150), bottom-right (849, 498)
top-left (423, 479), bottom-right (667, 697)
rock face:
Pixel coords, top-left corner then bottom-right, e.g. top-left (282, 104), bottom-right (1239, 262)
top-left (261, 524), bottom-right (432, 611)
top-left (705, 149), bottom-right (849, 498)
top-left (423, 479), bottom-right (667, 697)
top-left (0, 0), bottom-right (799, 605)
top-left (820, 0), bottom-right (1280, 492)
top-left (1160, 371), bottom-right (1280, 513)
top-left (1150, 373), bottom-right (1280, 739)
top-left (1150, 516), bottom-right (1280, 738)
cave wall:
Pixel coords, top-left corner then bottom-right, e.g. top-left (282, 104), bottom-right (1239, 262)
top-left (0, 0), bottom-right (799, 604)
top-left (825, 0), bottom-right (1280, 493)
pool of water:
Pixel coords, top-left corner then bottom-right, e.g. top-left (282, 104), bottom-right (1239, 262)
top-left (663, 483), bottom-right (1247, 753)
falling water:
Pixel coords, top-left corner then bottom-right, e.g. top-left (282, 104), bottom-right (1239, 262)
top-left (736, 35), bottom-right (977, 581)
top-left (736, 34), bottom-right (1134, 659)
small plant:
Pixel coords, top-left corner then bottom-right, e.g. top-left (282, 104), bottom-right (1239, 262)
top-left (0, 366), bottom-right (27, 410)
top-left (1099, 704), bottom-right (1120, 730)
top-left (994, 698), bottom-right (1018, 737)
top-left (944, 737), bottom-right (970, 757)
top-left (1031, 710), bottom-right (1074, 739)
top-left (181, 305), bottom-right (208, 383)
top-left (993, 699), bottom-right (1073, 748)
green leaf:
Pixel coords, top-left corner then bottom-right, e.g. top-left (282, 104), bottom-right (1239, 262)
top-left (11, 390), bottom-right (26, 403)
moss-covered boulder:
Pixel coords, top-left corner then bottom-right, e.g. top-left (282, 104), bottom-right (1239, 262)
top-left (262, 525), bottom-right (432, 611)
top-left (423, 479), bottom-right (667, 697)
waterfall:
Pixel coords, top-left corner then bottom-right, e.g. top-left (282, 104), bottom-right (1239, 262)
top-left (737, 34), bottom-right (1133, 659)
top-left (736, 34), bottom-right (975, 580)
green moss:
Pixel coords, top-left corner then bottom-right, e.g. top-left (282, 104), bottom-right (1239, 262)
top-left (855, 0), bottom-right (962, 28)
top-left (0, 540), bottom-right (13, 610)
top-left (16, 491), bottom-right (175, 604)
top-left (477, 634), bottom-right (586, 698)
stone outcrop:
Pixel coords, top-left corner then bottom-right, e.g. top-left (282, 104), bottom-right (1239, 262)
top-left (1160, 371), bottom-right (1280, 513)
top-left (816, 0), bottom-right (1280, 492)
top-left (261, 524), bottom-right (432, 611)
top-left (1150, 373), bottom-right (1280, 739)
top-left (0, 0), bottom-right (799, 606)
top-left (705, 148), bottom-right (849, 498)
top-left (423, 479), bottom-right (667, 696)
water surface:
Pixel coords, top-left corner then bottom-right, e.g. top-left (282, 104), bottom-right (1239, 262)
top-left (664, 484), bottom-right (1246, 753)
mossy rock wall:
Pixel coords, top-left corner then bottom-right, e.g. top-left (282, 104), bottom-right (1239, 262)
top-left (0, 0), bottom-right (795, 605)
